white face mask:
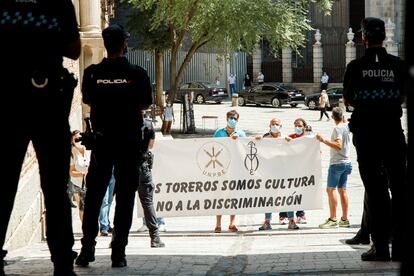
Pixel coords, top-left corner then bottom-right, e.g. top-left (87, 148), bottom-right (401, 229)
top-left (270, 125), bottom-right (280, 134)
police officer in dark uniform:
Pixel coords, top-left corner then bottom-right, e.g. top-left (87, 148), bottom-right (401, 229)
top-left (343, 17), bottom-right (407, 262)
top-left (75, 24), bottom-right (152, 268)
top-left (138, 114), bottom-right (165, 247)
top-left (0, 1), bottom-right (80, 275)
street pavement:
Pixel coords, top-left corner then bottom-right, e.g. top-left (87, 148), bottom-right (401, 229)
top-left (4, 100), bottom-right (406, 275)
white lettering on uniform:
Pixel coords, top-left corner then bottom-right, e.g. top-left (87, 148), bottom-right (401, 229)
top-left (96, 79), bottom-right (128, 84)
top-left (361, 69), bottom-right (394, 82)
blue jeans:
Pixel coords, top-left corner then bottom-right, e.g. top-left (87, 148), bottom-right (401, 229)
top-left (279, 211), bottom-right (304, 218)
top-left (99, 172), bottom-right (115, 231)
top-left (266, 211), bottom-right (294, 221)
top-left (229, 83), bottom-right (236, 95)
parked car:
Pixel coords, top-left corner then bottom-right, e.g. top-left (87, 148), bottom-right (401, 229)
top-left (237, 83), bottom-right (305, 107)
top-left (304, 87), bottom-right (354, 112)
top-left (171, 81), bottom-right (228, 104)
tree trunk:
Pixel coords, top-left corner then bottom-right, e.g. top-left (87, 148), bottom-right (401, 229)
top-left (155, 49), bottom-right (164, 107)
top-left (168, 45), bottom-right (178, 103)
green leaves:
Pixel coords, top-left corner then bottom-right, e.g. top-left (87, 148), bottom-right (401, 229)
top-left (125, 0), bottom-right (333, 54)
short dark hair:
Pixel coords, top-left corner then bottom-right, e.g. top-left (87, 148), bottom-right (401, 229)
top-left (332, 107), bottom-right (344, 121)
top-left (361, 17), bottom-right (386, 45)
top-left (226, 110), bottom-right (239, 120)
top-left (294, 118), bottom-right (307, 128)
top-left (102, 24), bottom-right (130, 54)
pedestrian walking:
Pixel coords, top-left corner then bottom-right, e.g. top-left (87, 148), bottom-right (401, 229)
top-left (0, 1), bottom-right (81, 275)
top-left (343, 17), bottom-right (407, 262)
top-left (316, 107), bottom-right (352, 229)
top-left (75, 24), bottom-right (152, 268)
top-left (319, 90), bottom-right (330, 121)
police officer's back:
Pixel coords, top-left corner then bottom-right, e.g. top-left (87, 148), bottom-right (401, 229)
top-left (0, 1), bottom-right (80, 275)
top-left (343, 17), bottom-right (407, 262)
top-left (76, 24), bottom-right (152, 268)
top-left (343, 18), bottom-right (406, 133)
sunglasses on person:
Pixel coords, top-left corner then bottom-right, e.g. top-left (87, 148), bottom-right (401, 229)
top-left (228, 116), bottom-right (238, 121)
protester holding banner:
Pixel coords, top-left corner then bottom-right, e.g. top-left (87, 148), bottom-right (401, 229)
top-left (279, 118), bottom-right (308, 225)
top-left (316, 107), bottom-right (352, 229)
top-left (257, 118), bottom-right (299, 231)
top-left (213, 110), bottom-right (246, 233)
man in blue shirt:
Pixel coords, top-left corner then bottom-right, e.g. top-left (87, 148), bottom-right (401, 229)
top-left (213, 110), bottom-right (246, 233)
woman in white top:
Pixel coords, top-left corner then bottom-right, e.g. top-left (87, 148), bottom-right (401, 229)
top-left (319, 90), bottom-right (330, 121)
top-left (69, 130), bottom-right (91, 221)
top-left (161, 100), bottom-right (175, 135)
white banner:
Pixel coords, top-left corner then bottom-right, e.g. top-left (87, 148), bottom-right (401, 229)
top-left (137, 137), bottom-right (323, 217)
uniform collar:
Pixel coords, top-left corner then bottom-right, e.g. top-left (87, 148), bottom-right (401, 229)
top-left (365, 47), bottom-right (387, 56)
top-left (102, 56), bottom-right (129, 64)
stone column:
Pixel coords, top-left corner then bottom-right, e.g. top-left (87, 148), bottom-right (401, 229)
top-left (313, 29), bottom-right (323, 84)
top-left (79, 0), bottom-right (101, 32)
top-left (252, 44), bottom-right (262, 83)
top-left (345, 28), bottom-right (356, 66)
top-left (282, 48), bottom-right (292, 83)
top-left (384, 18), bottom-right (398, 56)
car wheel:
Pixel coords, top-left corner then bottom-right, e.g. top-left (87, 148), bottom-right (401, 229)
top-left (196, 94), bottom-right (205, 104)
top-left (308, 100), bottom-right (317, 110)
top-left (215, 101), bottom-right (222, 104)
top-left (271, 98), bottom-right (281, 107)
top-left (238, 96), bottom-right (245, 106)
top-left (290, 103), bottom-right (298, 108)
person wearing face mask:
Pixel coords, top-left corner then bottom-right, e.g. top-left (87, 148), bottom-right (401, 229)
top-left (256, 118), bottom-right (299, 231)
top-left (278, 118), bottom-right (308, 225)
top-left (213, 110), bottom-right (246, 233)
top-left (69, 130), bottom-right (91, 222)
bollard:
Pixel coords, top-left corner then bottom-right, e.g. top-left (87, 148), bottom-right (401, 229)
top-left (232, 93), bottom-right (239, 107)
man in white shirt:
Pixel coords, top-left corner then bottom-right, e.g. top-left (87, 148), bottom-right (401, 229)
top-left (321, 72), bottom-right (329, 90)
top-left (228, 74), bottom-right (236, 95)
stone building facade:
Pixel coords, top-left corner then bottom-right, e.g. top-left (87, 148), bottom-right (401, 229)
top-left (252, 0), bottom-right (405, 94)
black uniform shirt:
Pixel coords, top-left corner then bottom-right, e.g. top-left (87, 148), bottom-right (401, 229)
top-left (0, 0), bottom-right (80, 74)
top-left (82, 57), bottom-right (152, 140)
top-left (343, 47), bottom-right (407, 132)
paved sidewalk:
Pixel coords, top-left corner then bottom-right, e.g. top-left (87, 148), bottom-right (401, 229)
top-left (4, 101), bottom-right (405, 275)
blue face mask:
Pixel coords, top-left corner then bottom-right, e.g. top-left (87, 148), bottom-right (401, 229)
top-left (294, 126), bottom-right (303, 135)
top-left (270, 125), bottom-right (280, 134)
top-left (227, 118), bottom-right (237, 129)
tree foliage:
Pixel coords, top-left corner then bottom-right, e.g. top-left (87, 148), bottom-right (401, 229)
top-left (123, 0), bottom-right (334, 101)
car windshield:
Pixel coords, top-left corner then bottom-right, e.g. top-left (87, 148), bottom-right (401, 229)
top-left (200, 82), bottom-right (215, 88)
top-left (280, 85), bottom-right (295, 90)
